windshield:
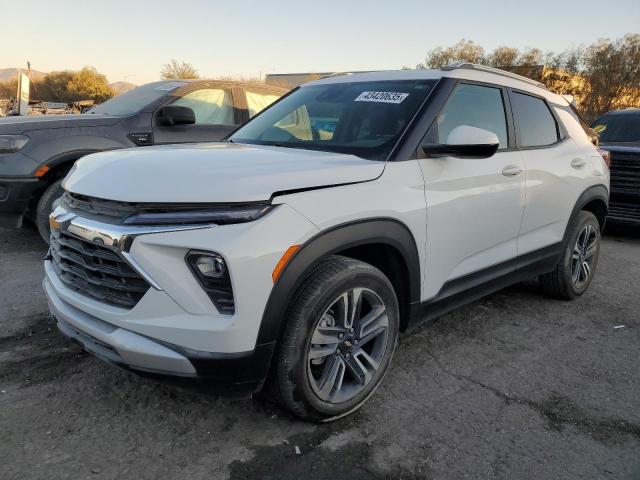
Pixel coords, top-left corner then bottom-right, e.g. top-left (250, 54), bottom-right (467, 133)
top-left (88, 81), bottom-right (186, 116)
top-left (229, 80), bottom-right (437, 160)
top-left (592, 112), bottom-right (640, 143)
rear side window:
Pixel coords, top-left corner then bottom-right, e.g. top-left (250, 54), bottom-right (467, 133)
top-left (511, 92), bottom-right (559, 147)
top-left (425, 83), bottom-right (508, 149)
top-left (246, 91), bottom-right (281, 117)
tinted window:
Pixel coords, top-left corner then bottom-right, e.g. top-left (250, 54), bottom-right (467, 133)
top-left (425, 83), bottom-right (508, 149)
top-left (230, 80), bottom-right (436, 161)
top-left (511, 92), bottom-right (559, 147)
top-left (592, 113), bottom-right (640, 143)
top-left (172, 88), bottom-right (234, 125)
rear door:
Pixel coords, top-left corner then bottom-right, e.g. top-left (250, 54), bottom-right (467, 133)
top-left (418, 82), bottom-right (526, 299)
top-left (152, 85), bottom-right (238, 144)
top-left (510, 90), bottom-right (591, 255)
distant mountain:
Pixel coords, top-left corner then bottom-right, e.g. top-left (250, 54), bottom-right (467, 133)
top-left (109, 81), bottom-right (137, 95)
top-left (0, 68), bottom-right (47, 82)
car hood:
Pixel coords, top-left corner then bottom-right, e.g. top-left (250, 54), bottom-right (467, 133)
top-left (0, 113), bottom-right (120, 134)
top-left (63, 142), bottom-right (385, 203)
top-left (598, 142), bottom-right (640, 154)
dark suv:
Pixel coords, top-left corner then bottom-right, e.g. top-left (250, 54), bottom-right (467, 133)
top-left (0, 80), bottom-right (287, 241)
top-left (593, 109), bottom-right (640, 225)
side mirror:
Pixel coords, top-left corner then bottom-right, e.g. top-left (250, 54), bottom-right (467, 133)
top-left (422, 125), bottom-right (500, 159)
top-left (157, 105), bottom-right (196, 126)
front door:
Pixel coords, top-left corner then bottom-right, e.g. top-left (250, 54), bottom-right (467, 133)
top-left (418, 82), bottom-right (526, 299)
top-left (153, 87), bottom-right (237, 144)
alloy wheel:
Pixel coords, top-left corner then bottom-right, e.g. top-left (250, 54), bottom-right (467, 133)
top-left (307, 288), bottom-right (389, 404)
top-left (571, 224), bottom-right (598, 288)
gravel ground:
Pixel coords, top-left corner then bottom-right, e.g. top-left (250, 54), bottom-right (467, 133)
top-left (0, 223), bottom-right (639, 480)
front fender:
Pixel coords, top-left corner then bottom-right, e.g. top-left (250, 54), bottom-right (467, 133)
top-left (256, 218), bottom-right (421, 345)
top-left (24, 134), bottom-right (129, 167)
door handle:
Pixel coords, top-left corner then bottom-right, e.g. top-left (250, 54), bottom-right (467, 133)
top-left (502, 165), bottom-right (522, 176)
top-left (571, 158), bottom-right (586, 169)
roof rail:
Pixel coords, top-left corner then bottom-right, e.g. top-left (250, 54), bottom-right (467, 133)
top-left (320, 70), bottom-right (377, 79)
top-left (442, 62), bottom-right (547, 90)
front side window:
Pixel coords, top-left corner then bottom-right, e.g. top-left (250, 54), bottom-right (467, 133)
top-left (246, 91), bottom-right (282, 117)
top-left (511, 92), bottom-right (559, 147)
top-left (424, 83), bottom-right (508, 149)
top-left (172, 88), bottom-right (234, 125)
top-left (230, 80), bottom-right (436, 161)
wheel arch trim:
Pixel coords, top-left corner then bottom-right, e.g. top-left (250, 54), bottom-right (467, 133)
top-left (564, 184), bottom-right (609, 241)
top-left (44, 149), bottom-right (102, 172)
top-left (256, 217), bottom-right (421, 345)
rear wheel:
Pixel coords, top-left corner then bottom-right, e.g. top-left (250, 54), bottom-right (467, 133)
top-left (36, 179), bottom-right (64, 245)
top-left (539, 210), bottom-right (601, 300)
top-left (274, 256), bottom-right (399, 422)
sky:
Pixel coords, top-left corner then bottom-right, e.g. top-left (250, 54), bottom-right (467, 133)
top-left (2, 0), bottom-right (639, 85)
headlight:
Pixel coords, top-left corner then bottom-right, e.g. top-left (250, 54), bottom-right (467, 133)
top-left (186, 251), bottom-right (235, 314)
top-left (123, 204), bottom-right (273, 226)
top-left (0, 135), bottom-right (29, 154)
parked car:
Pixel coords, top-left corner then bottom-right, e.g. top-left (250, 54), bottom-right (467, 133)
top-left (44, 63), bottom-right (609, 422)
top-left (0, 80), bottom-right (287, 241)
top-left (592, 109), bottom-right (640, 225)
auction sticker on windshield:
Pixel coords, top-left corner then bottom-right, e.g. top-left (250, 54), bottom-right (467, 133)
top-left (355, 91), bottom-right (409, 104)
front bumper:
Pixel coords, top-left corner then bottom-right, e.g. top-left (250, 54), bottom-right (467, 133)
top-left (0, 176), bottom-right (42, 227)
top-left (43, 200), bottom-right (319, 393)
top-left (45, 272), bottom-right (275, 396)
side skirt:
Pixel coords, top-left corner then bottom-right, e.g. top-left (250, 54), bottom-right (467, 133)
top-left (407, 243), bottom-right (563, 330)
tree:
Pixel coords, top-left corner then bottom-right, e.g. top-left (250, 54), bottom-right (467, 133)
top-left (36, 67), bottom-right (113, 103)
top-left (67, 67), bottom-right (113, 102)
top-left (37, 71), bottom-right (75, 101)
top-left (413, 35), bottom-right (640, 121)
top-left (518, 48), bottom-right (543, 67)
top-left (486, 47), bottom-right (519, 69)
top-left (0, 79), bottom-right (17, 98)
top-left (580, 34), bottom-right (640, 120)
top-left (422, 39), bottom-right (485, 69)
top-left (160, 59), bottom-right (199, 80)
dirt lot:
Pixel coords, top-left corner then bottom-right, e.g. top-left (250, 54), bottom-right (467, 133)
top-left (1, 223), bottom-right (639, 480)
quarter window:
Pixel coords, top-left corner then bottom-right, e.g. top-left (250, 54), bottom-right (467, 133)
top-left (171, 88), bottom-right (234, 125)
top-left (511, 92), bottom-right (559, 147)
top-left (425, 83), bottom-right (509, 149)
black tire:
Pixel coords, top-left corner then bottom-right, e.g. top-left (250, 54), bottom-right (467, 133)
top-left (273, 255), bottom-right (399, 422)
top-left (539, 210), bottom-right (601, 300)
top-left (36, 179), bottom-right (64, 245)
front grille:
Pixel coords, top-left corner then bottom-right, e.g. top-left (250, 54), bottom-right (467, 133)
top-left (49, 229), bottom-right (150, 308)
top-left (609, 201), bottom-right (640, 222)
top-left (62, 192), bottom-right (138, 223)
top-left (610, 151), bottom-right (640, 197)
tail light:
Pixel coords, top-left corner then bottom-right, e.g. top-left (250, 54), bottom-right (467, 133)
top-left (597, 148), bottom-right (611, 168)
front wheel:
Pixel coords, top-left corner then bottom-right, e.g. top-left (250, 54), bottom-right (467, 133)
top-left (35, 179), bottom-right (64, 245)
top-left (539, 210), bottom-right (601, 300)
top-left (274, 256), bottom-right (399, 422)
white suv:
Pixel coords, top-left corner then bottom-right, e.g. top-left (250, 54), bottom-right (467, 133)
top-left (44, 63), bottom-right (609, 421)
